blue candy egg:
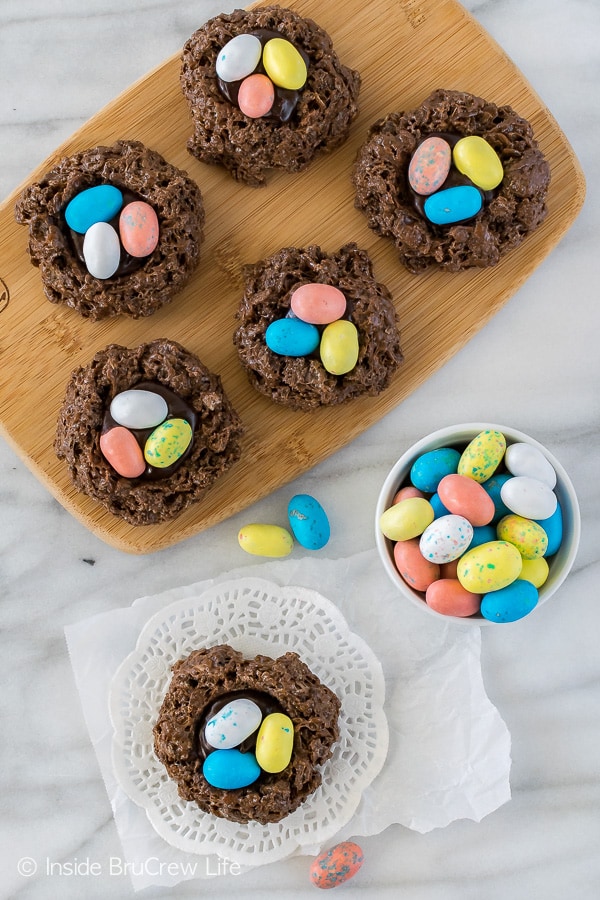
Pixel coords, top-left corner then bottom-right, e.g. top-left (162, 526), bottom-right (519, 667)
top-left (202, 749), bottom-right (261, 790)
top-left (287, 493), bottom-right (330, 550)
top-left (535, 501), bottom-right (563, 556)
top-left (470, 524), bottom-right (496, 549)
top-left (64, 184), bottom-right (124, 234)
top-left (424, 185), bottom-right (483, 225)
top-left (410, 447), bottom-right (461, 493)
top-left (481, 579), bottom-right (538, 623)
top-left (265, 318), bottom-right (320, 357)
top-left (430, 491), bottom-right (451, 519)
top-left (481, 472), bottom-right (513, 523)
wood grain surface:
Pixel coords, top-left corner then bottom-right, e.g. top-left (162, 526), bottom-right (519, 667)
top-left (0, 0), bottom-right (585, 553)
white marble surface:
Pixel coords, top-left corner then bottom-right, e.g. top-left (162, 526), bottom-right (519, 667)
top-left (1, 1), bottom-right (598, 898)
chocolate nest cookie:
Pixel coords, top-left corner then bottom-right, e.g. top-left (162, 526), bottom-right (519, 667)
top-left (180, 6), bottom-right (361, 186)
top-left (233, 243), bottom-right (403, 410)
top-left (15, 140), bottom-right (204, 319)
top-left (353, 88), bottom-right (551, 272)
top-left (54, 339), bottom-right (244, 526)
top-left (153, 644), bottom-right (341, 825)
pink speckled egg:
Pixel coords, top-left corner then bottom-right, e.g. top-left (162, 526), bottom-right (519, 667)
top-left (119, 201), bottom-right (159, 258)
top-left (309, 841), bottom-right (364, 890)
top-left (238, 73), bottom-right (274, 118)
top-left (408, 136), bottom-right (452, 195)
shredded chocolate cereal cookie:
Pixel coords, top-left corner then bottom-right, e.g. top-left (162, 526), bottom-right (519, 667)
top-left (15, 140), bottom-right (204, 319)
top-left (180, 6), bottom-right (360, 186)
top-left (154, 644), bottom-right (341, 824)
top-left (233, 243), bottom-right (403, 410)
top-left (54, 339), bottom-right (244, 525)
top-left (353, 89), bottom-right (551, 272)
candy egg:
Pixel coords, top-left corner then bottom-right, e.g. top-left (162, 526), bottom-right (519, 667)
top-left (429, 492), bottom-right (451, 518)
top-left (109, 389), bottom-right (168, 430)
top-left (519, 557), bottom-right (550, 588)
top-left (408, 136), bottom-right (452, 195)
top-left (319, 319), bottom-right (359, 375)
top-left (457, 540), bottom-right (523, 593)
top-left (426, 579), bottom-right (482, 617)
top-left (453, 135), bottom-right (504, 191)
top-left (202, 749), bottom-right (261, 790)
top-left (119, 200), bottom-right (159, 258)
top-left (481, 472), bottom-right (513, 523)
top-left (481, 579), bottom-right (538, 623)
top-left (238, 73), bottom-right (275, 118)
top-left (424, 184), bottom-right (483, 225)
top-left (265, 317), bottom-right (320, 356)
top-left (205, 698), bottom-right (263, 750)
top-left (497, 514), bottom-right (548, 560)
top-left (393, 485), bottom-right (426, 503)
top-left (144, 418), bottom-right (193, 468)
top-left (238, 523), bottom-right (294, 557)
top-left (419, 514), bottom-right (473, 564)
top-left (64, 184), bottom-right (123, 234)
top-left (82, 221), bottom-right (121, 279)
top-left (290, 283), bottom-right (347, 324)
top-left (255, 713), bottom-right (294, 773)
top-left (457, 429), bottom-right (506, 483)
top-left (379, 496), bottom-right (434, 541)
top-left (216, 33), bottom-right (262, 82)
top-left (437, 473), bottom-right (495, 526)
top-left (309, 841), bottom-right (364, 890)
top-left (500, 475), bottom-right (557, 520)
top-left (470, 524), bottom-right (496, 549)
top-left (504, 442), bottom-right (557, 489)
top-left (393, 538), bottom-right (440, 591)
top-left (287, 494), bottom-right (330, 550)
top-left (535, 502), bottom-right (563, 555)
top-left (100, 426), bottom-right (146, 478)
top-left (262, 37), bottom-right (307, 90)
top-left (410, 447), bottom-right (461, 493)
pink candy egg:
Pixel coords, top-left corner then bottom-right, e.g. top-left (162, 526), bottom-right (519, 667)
top-left (238, 73), bottom-right (275, 118)
top-left (310, 841), bottom-right (364, 890)
top-left (119, 201), bottom-right (159, 258)
top-left (100, 426), bottom-right (145, 478)
top-left (426, 579), bottom-right (482, 617)
top-left (394, 538), bottom-right (440, 591)
top-left (408, 136), bottom-right (452, 195)
top-left (393, 485), bottom-right (426, 504)
top-left (290, 283), bottom-right (347, 325)
top-left (438, 473), bottom-right (495, 527)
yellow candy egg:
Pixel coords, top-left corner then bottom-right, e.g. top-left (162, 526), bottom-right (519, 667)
top-left (457, 429), bottom-right (506, 483)
top-left (519, 557), bottom-right (550, 588)
top-left (144, 418), bottom-right (193, 468)
top-left (262, 37), bottom-right (307, 90)
top-left (379, 497), bottom-right (435, 541)
top-left (457, 540), bottom-right (522, 593)
top-left (497, 514), bottom-right (548, 560)
top-left (238, 523), bottom-right (293, 558)
top-left (453, 136), bottom-right (504, 191)
top-left (320, 320), bottom-right (359, 375)
top-left (255, 713), bottom-right (294, 773)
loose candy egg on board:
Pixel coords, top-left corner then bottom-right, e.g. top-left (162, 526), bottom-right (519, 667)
top-left (204, 698), bottom-right (263, 750)
top-left (287, 494), bottom-right (330, 550)
top-left (501, 475), bottom-right (557, 520)
top-left (216, 33), bottom-right (263, 82)
top-left (410, 447), bottom-right (461, 493)
top-left (408, 136), bottom-right (452, 196)
top-left (426, 578), bottom-right (482, 618)
top-left (110, 389), bottom-right (168, 430)
top-left (419, 514), bottom-right (473, 564)
top-left (497, 514), bottom-right (548, 560)
top-left (452, 135), bottom-right (504, 191)
top-left (65, 184), bottom-right (123, 234)
top-left (504, 442), bottom-right (557, 488)
top-left (393, 538), bottom-right (440, 591)
top-left (379, 496), bottom-right (434, 541)
top-left (82, 221), bottom-right (121, 279)
top-left (437, 473), bottom-right (495, 526)
top-left (457, 540), bottom-right (522, 593)
top-left (457, 429), bottom-right (506, 482)
top-left (119, 200), bottom-right (159, 258)
top-left (481, 579), bottom-right (538, 623)
top-left (238, 523), bottom-right (294, 557)
top-left (290, 283), bottom-right (347, 324)
top-left (309, 841), bottom-right (364, 890)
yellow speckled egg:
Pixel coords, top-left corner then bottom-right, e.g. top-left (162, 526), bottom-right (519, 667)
top-left (497, 514), bottom-right (548, 560)
top-left (320, 320), bottom-right (359, 375)
top-left (519, 557), bottom-right (550, 588)
top-left (453, 135), bottom-right (504, 190)
top-left (379, 497), bottom-right (434, 541)
top-left (144, 418), bottom-right (192, 468)
top-left (457, 429), bottom-right (506, 482)
top-left (457, 540), bottom-right (522, 593)
top-left (262, 38), bottom-right (307, 90)
top-left (238, 523), bottom-right (293, 557)
top-left (255, 713), bottom-right (294, 773)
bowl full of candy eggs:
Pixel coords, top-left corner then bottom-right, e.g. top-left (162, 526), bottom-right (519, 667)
top-left (375, 424), bottom-right (580, 624)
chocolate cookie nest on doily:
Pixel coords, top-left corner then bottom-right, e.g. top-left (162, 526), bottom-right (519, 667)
top-left (353, 88), bottom-right (551, 272)
top-left (233, 243), bottom-right (403, 410)
top-left (180, 6), bottom-right (361, 186)
top-left (54, 339), bottom-right (244, 526)
top-left (14, 140), bottom-right (204, 319)
top-left (153, 644), bottom-right (341, 825)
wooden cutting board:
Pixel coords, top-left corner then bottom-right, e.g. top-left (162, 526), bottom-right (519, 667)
top-left (0, 0), bottom-right (585, 553)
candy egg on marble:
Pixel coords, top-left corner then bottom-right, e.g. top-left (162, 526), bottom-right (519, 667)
top-left (255, 712), bottom-right (294, 773)
top-left (453, 135), bottom-right (504, 191)
top-left (504, 442), bottom-right (557, 489)
top-left (535, 502), bottom-right (563, 555)
top-left (480, 579), bottom-right (538, 623)
top-left (408, 136), bottom-right (452, 195)
top-left (216, 33), bottom-right (262, 82)
top-left (500, 475), bottom-right (557, 520)
top-left (457, 540), bottom-right (523, 593)
top-left (426, 579), bottom-right (482, 618)
top-left (82, 221), bottom-right (121, 279)
top-left (410, 447), bottom-right (461, 493)
top-left (262, 37), bottom-right (307, 90)
top-left (393, 538), bottom-right (440, 591)
top-left (205, 698), bottom-right (263, 750)
top-left (379, 496), bottom-right (434, 541)
top-left (119, 200), bottom-right (159, 258)
top-left (309, 841), bottom-right (364, 890)
top-left (424, 184), bottom-right (483, 225)
top-left (65, 184), bottom-right (123, 234)
top-left (519, 557), bottom-right (550, 588)
top-left (438, 473), bottom-right (495, 526)
top-left (319, 319), bottom-right (359, 375)
top-left (497, 514), bottom-right (548, 560)
top-left (238, 72), bottom-right (275, 118)
top-left (100, 426), bottom-right (145, 478)
top-left (109, 389), bottom-right (168, 430)
top-left (143, 418), bottom-right (193, 468)
top-left (266, 317), bottom-right (320, 357)
top-left (290, 283), bottom-right (346, 324)
top-left (202, 748), bottom-right (261, 790)
top-left (419, 514), bottom-right (473, 564)
top-left (238, 523), bottom-right (294, 557)
top-left (287, 493), bottom-right (330, 550)
top-left (457, 429), bottom-right (506, 483)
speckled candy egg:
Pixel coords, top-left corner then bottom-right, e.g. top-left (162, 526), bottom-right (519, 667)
top-left (457, 429), bottom-right (506, 482)
top-left (119, 200), bottom-right (159, 258)
top-left (309, 841), bottom-right (364, 890)
top-left (143, 418), bottom-right (193, 468)
top-left (410, 447), bottom-right (461, 493)
top-left (204, 698), bottom-right (262, 750)
top-left (408, 136), bottom-right (452, 195)
top-left (419, 514), bottom-right (473, 564)
top-left (216, 33), bottom-right (262, 82)
top-left (457, 540), bottom-right (523, 593)
top-left (497, 514), bottom-right (548, 560)
top-left (481, 579), bottom-right (538, 623)
top-left (287, 494), bottom-right (330, 550)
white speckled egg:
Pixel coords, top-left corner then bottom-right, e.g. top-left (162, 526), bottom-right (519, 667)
top-left (419, 514), bottom-right (473, 564)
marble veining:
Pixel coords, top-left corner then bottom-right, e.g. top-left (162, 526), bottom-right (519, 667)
top-left (1, 1), bottom-right (599, 898)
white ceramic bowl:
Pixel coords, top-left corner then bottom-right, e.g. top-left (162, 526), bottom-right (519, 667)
top-left (375, 423), bottom-right (580, 625)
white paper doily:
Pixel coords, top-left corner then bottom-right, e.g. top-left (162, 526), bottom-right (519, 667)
top-left (109, 577), bottom-right (388, 868)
